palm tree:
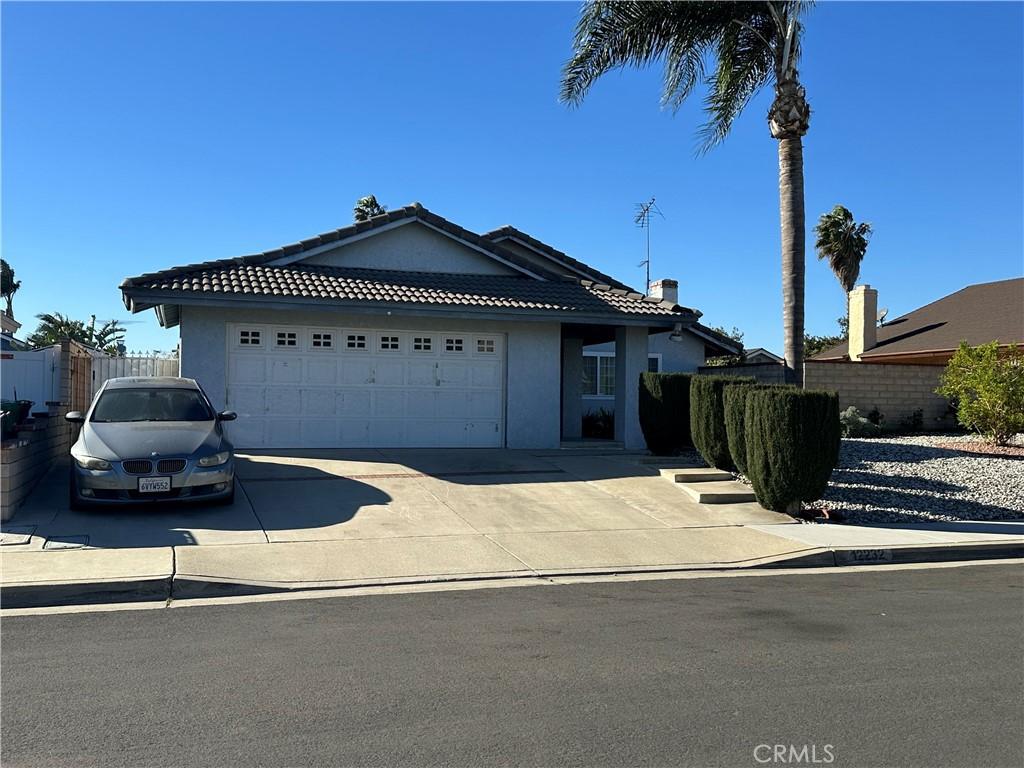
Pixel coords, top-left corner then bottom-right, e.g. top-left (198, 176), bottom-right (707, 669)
top-left (26, 312), bottom-right (125, 352)
top-left (561, 1), bottom-right (812, 384)
top-left (814, 205), bottom-right (872, 327)
top-left (1, 259), bottom-right (21, 318)
top-left (353, 195), bottom-right (387, 222)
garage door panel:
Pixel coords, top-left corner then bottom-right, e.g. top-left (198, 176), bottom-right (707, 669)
top-left (374, 390), bottom-right (405, 417)
top-left (231, 356), bottom-right (266, 384)
top-left (340, 360), bottom-right (374, 386)
top-left (374, 360), bottom-right (405, 386)
top-left (306, 359), bottom-right (337, 385)
top-left (338, 390), bottom-right (372, 416)
top-left (226, 324), bottom-right (504, 449)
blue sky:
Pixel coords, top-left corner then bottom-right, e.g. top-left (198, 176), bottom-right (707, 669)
top-left (3, 1), bottom-right (1022, 354)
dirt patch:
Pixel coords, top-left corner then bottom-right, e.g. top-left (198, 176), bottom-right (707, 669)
top-left (932, 439), bottom-right (1024, 459)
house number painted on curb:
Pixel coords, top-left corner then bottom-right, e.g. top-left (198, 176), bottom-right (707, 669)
top-left (837, 549), bottom-right (894, 565)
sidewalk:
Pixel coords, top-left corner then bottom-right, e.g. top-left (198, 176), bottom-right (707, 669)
top-left (2, 452), bottom-right (1021, 609)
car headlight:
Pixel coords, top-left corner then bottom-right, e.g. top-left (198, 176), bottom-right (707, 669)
top-left (198, 451), bottom-right (231, 467)
top-left (75, 456), bottom-right (112, 471)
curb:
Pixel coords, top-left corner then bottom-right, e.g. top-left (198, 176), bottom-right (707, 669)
top-left (3, 542), bottom-right (1021, 610)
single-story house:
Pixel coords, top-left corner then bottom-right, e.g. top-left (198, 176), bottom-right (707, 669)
top-left (121, 203), bottom-right (738, 450)
top-left (742, 347), bottom-right (783, 365)
top-left (813, 277), bottom-right (1024, 365)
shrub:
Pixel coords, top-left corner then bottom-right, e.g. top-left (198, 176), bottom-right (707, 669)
top-left (690, 375), bottom-right (756, 470)
top-left (723, 383), bottom-right (792, 475)
top-left (936, 342), bottom-right (1024, 445)
top-left (899, 408), bottom-right (924, 433)
top-left (839, 406), bottom-right (882, 438)
top-left (582, 408), bottom-right (614, 440)
top-left (745, 389), bottom-right (841, 513)
top-left (638, 372), bottom-right (692, 455)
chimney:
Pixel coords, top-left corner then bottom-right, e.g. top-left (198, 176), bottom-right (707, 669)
top-left (848, 284), bottom-right (878, 361)
top-left (649, 278), bottom-right (678, 305)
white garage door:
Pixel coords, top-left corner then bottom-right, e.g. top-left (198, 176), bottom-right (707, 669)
top-left (224, 324), bottom-right (505, 449)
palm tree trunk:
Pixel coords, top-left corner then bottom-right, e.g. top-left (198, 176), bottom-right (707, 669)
top-left (778, 136), bottom-right (805, 386)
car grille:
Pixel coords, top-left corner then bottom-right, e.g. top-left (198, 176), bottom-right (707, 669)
top-left (122, 459), bottom-right (154, 475)
top-left (156, 459), bottom-right (187, 474)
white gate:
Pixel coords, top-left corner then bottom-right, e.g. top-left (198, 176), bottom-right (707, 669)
top-left (0, 346), bottom-right (60, 406)
top-left (91, 356), bottom-right (181, 398)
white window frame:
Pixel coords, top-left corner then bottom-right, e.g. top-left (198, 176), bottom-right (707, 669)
top-left (378, 334), bottom-right (401, 352)
top-left (274, 328), bottom-right (299, 349)
top-left (475, 338), bottom-right (496, 354)
top-left (237, 328), bottom-right (263, 348)
top-left (647, 353), bottom-right (662, 373)
top-left (309, 329), bottom-right (335, 351)
top-left (443, 336), bottom-right (465, 354)
top-left (582, 352), bottom-right (616, 398)
top-left (345, 333), bottom-right (368, 351)
top-left (412, 336), bottom-right (433, 353)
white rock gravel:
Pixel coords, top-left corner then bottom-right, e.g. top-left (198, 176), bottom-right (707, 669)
top-left (821, 434), bottom-right (1024, 524)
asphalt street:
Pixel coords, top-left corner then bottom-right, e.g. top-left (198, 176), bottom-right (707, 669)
top-left (2, 564), bottom-right (1022, 768)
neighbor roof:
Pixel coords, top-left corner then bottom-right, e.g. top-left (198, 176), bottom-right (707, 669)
top-left (121, 203), bottom-right (700, 328)
top-left (813, 277), bottom-right (1024, 361)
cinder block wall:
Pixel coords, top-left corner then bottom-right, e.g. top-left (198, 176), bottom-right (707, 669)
top-left (803, 361), bottom-right (954, 429)
top-left (1, 410), bottom-right (74, 521)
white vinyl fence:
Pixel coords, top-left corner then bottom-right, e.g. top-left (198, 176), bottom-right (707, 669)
top-left (91, 355), bottom-right (180, 398)
top-left (1, 345), bottom-right (60, 407)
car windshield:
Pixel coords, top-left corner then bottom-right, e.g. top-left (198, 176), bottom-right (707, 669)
top-left (91, 388), bottom-right (214, 423)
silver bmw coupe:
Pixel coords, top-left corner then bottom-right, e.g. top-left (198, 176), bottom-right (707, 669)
top-left (65, 377), bottom-right (237, 509)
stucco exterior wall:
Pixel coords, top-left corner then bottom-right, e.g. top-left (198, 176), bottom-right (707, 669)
top-left (582, 328), bottom-right (706, 415)
top-left (302, 222), bottom-right (517, 276)
top-left (803, 361), bottom-right (954, 429)
top-left (178, 306), bottom-right (561, 448)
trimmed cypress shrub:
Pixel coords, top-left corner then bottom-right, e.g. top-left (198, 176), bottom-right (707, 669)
top-left (723, 383), bottom-right (792, 476)
top-left (745, 388), bottom-right (841, 513)
top-left (638, 372), bottom-right (692, 454)
top-left (690, 375), bottom-right (756, 470)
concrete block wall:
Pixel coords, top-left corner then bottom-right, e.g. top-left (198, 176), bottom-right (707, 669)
top-left (803, 361), bottom-right (954, 429)
top-left (1, 410), bottom-right (74, 521)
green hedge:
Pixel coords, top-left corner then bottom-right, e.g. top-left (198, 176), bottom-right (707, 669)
top-left (690, 375), bottom-right (756, 470)
top-left (638, 372), bottom-right (693, 455)
top-left (723, 383), bottom-right (792, 476)
top-left (745, 388), bottom-right (841, 513)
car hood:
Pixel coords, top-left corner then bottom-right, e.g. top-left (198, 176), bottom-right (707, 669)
top-left (81, 421), bottom-right (222, 460)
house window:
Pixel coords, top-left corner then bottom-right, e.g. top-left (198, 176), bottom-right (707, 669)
top-left (346, 334), bottom-right (367, 350)
top-left (647, 354), bottom-right (662, 373)
top-left (445, 337), bottom-right (464, 353)
top-left (379, 335), bottom-right (400, 351)
top-left (239, 329), bottom-right (261, 346)
top-left (583, 354), bottom-right (616, 396)
top-left (476, 339), bottom-right (496, 354)
top-left (311, 332), bottom-right (333, 349)
top-left (413, 337), bottom-right (432, 352)
top-left (275, 331), bottom-right (298, 347)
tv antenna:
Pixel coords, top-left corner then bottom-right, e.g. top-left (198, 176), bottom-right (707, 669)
top-left (634, 197), bottom-right (663, 294)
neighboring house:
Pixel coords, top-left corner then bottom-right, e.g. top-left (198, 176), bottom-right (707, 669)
top-left (806, 277), bottom-right (1024, 429)
top-left (121, 203), bottom-right (737, 450)
top-left (742, 347), bottom-right (782, 365)
top-left (812, 278), bottom-right (1024, 365)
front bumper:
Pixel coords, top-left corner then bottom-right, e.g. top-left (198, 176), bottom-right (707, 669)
top-left (71, 456), bottom-right (235, 505)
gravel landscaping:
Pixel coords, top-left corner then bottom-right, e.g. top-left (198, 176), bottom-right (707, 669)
top-left (821, 433), bottom-right (1024, 524)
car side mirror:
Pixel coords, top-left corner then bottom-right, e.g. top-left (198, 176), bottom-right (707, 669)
top-left (65, 411), bottom-right (85, 424)
top-left (217, 410), bottom-right (237, 422)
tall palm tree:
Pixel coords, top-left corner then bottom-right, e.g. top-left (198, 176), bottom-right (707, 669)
top-left (353, 195), bottom-right (387, 222)
top-left (1, 258), bottom-right (21, 318)
top-left (814, 204), bottom-right (872, 326)
top-left (561, 1), bottom-right (812, 384)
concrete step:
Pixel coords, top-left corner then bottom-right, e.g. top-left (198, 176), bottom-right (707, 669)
top-left (659, 467), bottom-right (734, 484)
top-left (678, 481), bottom-right (757, 504)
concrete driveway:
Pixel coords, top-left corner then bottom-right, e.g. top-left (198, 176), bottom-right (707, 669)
top-left (2, 449), bottom-right (820, 603)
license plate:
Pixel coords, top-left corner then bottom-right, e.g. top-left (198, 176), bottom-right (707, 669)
top-left (138, 477), bottom-right (171, 493)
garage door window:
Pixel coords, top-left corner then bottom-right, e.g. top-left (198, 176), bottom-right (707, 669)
top-left (346, 334), bottom-right (367, 350)
top-left (379, 335), bottom-right (400, 351)
top-left (238, 329), bottom-right (262, 346)
top-left (445, 337), bottom-right (464, 353)
top-left (275, 330), bottom-right (298, 348)
top-left (476, 339), bottom-right (496, 353)
top-left (413, 337), bottom-right (432, 352)
top-left (311, 331), bottom-right (333, 350)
